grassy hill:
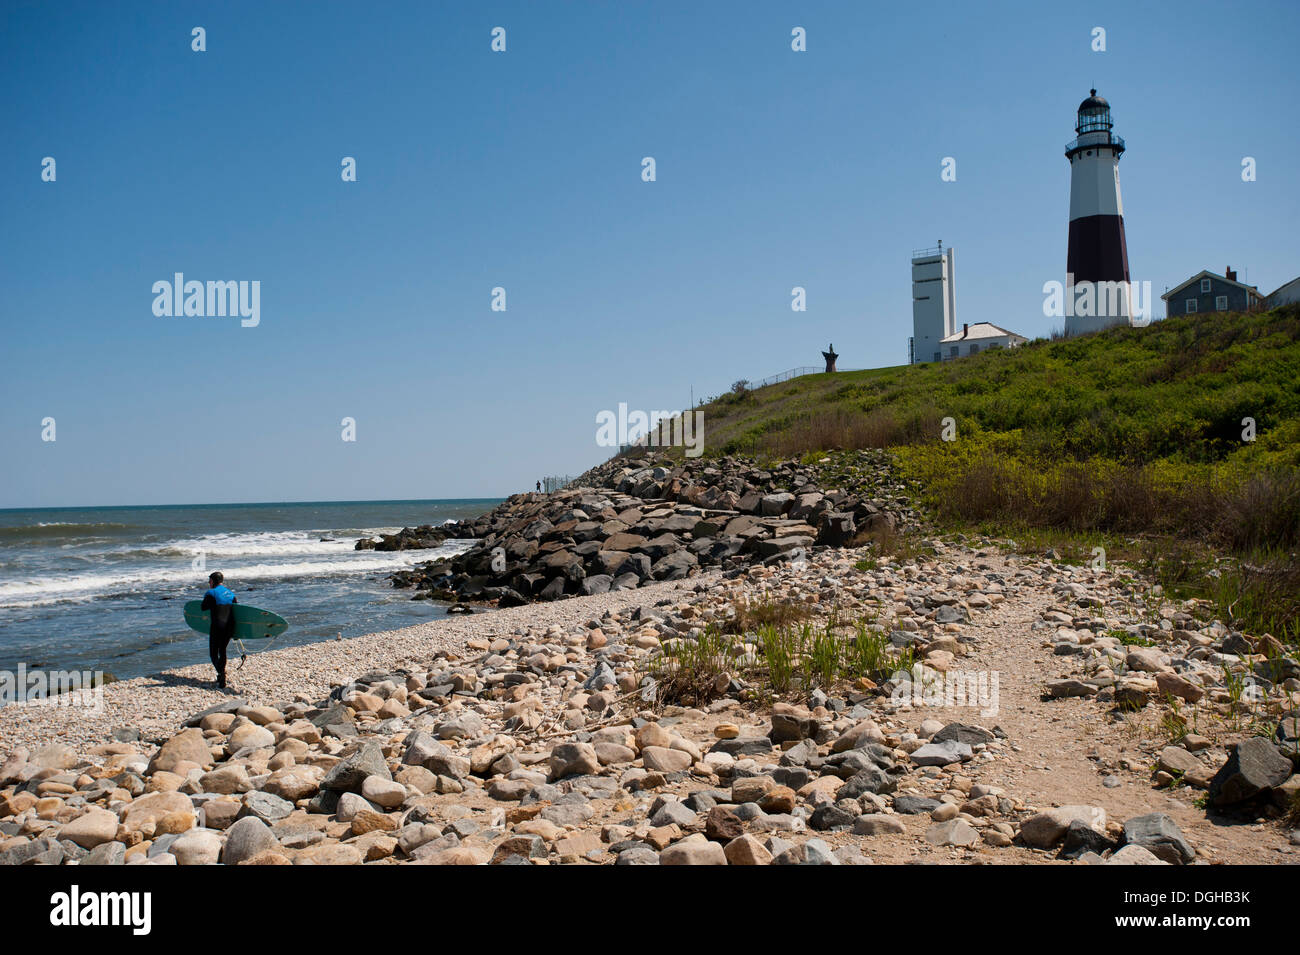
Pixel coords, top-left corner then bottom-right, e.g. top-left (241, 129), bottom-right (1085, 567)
top-left (683, 306), bottom-right (1300, 637)
top-left (705, 306), bottom-right (1299, 469)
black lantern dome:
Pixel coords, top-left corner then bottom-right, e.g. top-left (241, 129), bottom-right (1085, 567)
top-left (1065, 89), bottom-right (1124, 159)
top-left (1076, 89), bottom-right (1113, 134)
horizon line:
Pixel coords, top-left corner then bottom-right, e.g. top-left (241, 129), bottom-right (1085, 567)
top-left (0, 495), bottom-right (510, 514)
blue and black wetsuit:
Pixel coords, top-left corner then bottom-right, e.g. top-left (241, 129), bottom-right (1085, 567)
top-left (200, 584), bottom-right (237, 687)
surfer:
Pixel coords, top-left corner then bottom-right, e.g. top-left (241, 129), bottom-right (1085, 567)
top-left (201, 571), bottom-right (238, 688)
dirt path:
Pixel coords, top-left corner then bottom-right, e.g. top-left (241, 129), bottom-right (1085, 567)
top-left (912, 551), bottom-right (1296, 864)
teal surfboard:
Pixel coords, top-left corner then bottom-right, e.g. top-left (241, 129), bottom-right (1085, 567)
top-left (183, 601), bottom-right (287, 641)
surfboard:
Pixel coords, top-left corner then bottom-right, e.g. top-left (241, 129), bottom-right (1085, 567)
top-left (183, 601), bottom-right (287, 641)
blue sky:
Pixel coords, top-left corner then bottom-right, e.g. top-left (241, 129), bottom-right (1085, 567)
top-left (2, 0), bottom-right (1297, 508)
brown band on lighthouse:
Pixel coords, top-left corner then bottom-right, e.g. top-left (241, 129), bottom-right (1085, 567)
top-left (1066, 214), bottom-right (1131, 284)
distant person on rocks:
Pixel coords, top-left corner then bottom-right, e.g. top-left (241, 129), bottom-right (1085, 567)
top-left (536, 480), bottom-right (542, 492)
top-left (201, 571), bottom-right (238, 689)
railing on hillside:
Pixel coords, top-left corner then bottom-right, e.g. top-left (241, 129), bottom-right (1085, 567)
top-left (747, 365), bottom-right (864, 390)
top-left (750, 366), bottom-right (820, 388)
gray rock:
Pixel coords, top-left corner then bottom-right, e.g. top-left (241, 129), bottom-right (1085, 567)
top-left (1046, 679), bottom-right (1097, 699)
top-left (1104, 844), bottom-right (1168, 865)
top-left (1059, 819), bottom-right (1117, 860)
top-left (584, 662), bottom-right (618, 692)
top-left (934, 605), bottom-right (969, 625)
top-left (221, 817), bottom-right (278, 865)
top-left (709, 737), bottom-right (773, 757)
top-left (893, 795), bottom-right (941, 815)
top-left (832, 844), bottom-right (873, 865)
top-left (770, 711), bottom-right (818, 743)
top-left (1207, 737), bottom-right (1293, 806)
top-left (308, 702), bottom-right (355, 735)
top-left (836, 768), bottom-right (898, 799)
top-left (549, 742), bottom-right (600, 779)
top-left (540, 802), bottom-right (595, 827)
top-left (651, 550), bottom-right (698, 581)
top-left (580, 575), bottom-right (613, 596)
top-left (773, 838), bottom-right (839, 865)
top-left (650, 800), bottom-right (698, 828)
top-left (1121, 813), bottom-right (1195, 865)
top-left (779, 738), bottom-right (819, 767)
top-left (275, 827), bottom-right (325, 849)
top-left (0, 837), bottom-right (59, 866)
top-left (81, 841), bottom-right (127, 866)
top-left (925, 818), bottom-right (980, 847)
top-left (239, 790), bottom-right (294, 823)
top-left (320, 742), bottom-right (390, 793)
top-left (615, 846), bottom-right (660, 865)
top-left (490, 834), bottom-right (547, 864)
top-left (435, 712), bottom-right (484, 740)
top-left (933, 722), bottom-right (995, 745)
top-left (853, 813), bottom-right (905, 835)
top-left (759, 493), bottom-right (794, 516)
top-left (809, 804), bottom-right (857, 831)
top-left (910, 740), bottom-right (972, 766)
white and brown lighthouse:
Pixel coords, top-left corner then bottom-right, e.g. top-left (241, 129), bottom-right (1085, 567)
top-left (1065, 89), bottom-right (1131, 335)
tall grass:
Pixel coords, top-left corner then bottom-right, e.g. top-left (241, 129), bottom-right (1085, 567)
top-left (896, 448), bottom-right (1300, 554)
top-left (650, 617), bottom-right (916, 706)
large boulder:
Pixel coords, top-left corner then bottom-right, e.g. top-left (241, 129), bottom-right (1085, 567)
top-left (59, 808), bottom-right (119, 849)
top-left (1121, 813), bottom-right (1194, 865)
top-left (815, 512), bottom-right (856, 546)
top-left (221, 817), bottom-right (278, 865)
top-left (1206, 737), bottom-right (1292, 807)
top-left (172, 828), bottom-right (224, 866)
top-left (121, 791), bottom-right (197, 835)
top-left (651, 550), bottom-right (698, 581)
top-left (759, 493), bottom-right (794, 516)
top-left (549, 742), bottom-right (600, 780)
top-left (320, 742), bottom-right (391, 794)
top-left (148, 728), bottom-right (212, 774)
top-left (660, 840), bottom-right (728, 865)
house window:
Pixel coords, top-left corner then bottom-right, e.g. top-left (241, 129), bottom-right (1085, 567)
top-left (968, 344), bottom-right (980, 355)
top-left (1200, 278), bottom-right (1212, 293)
top-left (1216, 295), bottom-right (1228, 311)
top-left (933, 352), bottom-right (940, 362)
top-left (949, 346), bottom-right (958, 358)
top-left (1186, 299), bottom-right (1197, 313)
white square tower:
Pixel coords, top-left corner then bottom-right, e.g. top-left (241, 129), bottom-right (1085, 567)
top-left (911, 244), bottom-right (956, 363)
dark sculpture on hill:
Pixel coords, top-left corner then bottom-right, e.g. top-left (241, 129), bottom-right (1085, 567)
top-left (822, 343), bottom-right (838, 373)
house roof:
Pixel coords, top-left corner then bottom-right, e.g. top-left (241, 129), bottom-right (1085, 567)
top-left (1266, 276), bottom-right (1300, 301)
top-left (1161, 270), bottom-right (1261, 301)
top-left (940, 322), bottom-right (1027, 343)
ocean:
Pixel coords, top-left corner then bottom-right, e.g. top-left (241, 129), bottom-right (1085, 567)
top-left (0, 499), bottom-right (499, 681)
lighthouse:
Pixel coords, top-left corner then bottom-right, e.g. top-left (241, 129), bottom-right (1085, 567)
top-left (1065, 89), bottom-right (1132, 335)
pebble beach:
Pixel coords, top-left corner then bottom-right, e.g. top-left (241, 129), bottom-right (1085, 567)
top-left (2, 456), bottom-right (1297, 867)
top-left (0, 574), bottom-right (703, 753)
